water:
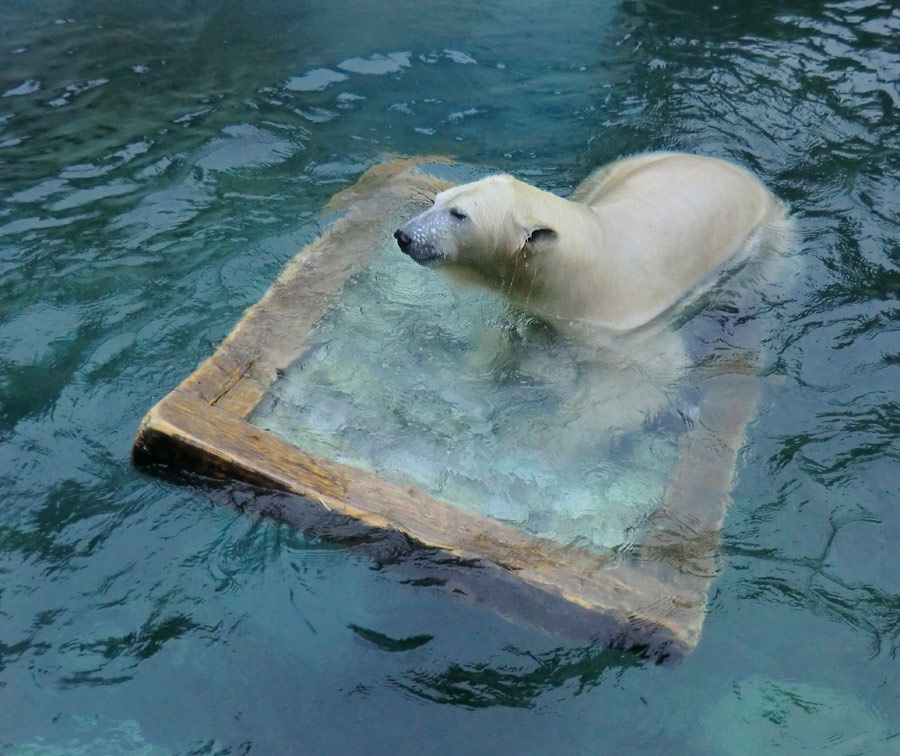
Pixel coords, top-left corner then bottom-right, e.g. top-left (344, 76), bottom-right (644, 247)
top-left (2, 0), bottom-right (899, 753)
top-left (250, 228), bottom-right (686, 553)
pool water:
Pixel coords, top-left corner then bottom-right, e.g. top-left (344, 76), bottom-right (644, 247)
top-left (2, 1), bottom-right (900, 754)
top-left (251, 225), bottom-right (687, 553)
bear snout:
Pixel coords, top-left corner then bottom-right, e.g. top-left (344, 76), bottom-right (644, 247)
top-left (394, 228), bottom-right (413, 252)
top-left (394, 226), bottom-right (441, 264)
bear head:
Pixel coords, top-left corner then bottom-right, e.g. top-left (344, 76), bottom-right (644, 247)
top-left (393, 175), bottom-right (558, 277)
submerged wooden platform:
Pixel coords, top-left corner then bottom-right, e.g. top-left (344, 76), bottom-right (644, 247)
top-left (132, 158), bottom-right (761, 662)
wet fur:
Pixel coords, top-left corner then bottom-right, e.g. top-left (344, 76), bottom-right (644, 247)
top-left (396, 152), bottom-right (789, 332)
top-left (394, 152), bottom-right (789, 435)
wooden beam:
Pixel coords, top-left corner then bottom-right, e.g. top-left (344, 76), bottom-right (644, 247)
top-left (132, 159), bottom-right (763, 661)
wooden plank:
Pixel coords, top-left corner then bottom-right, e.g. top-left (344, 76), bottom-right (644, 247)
top-left (638, 371), bottom-right (761, 622)
top-left (174, 158), bottom-right (453, 420)
top-left (132, 158), bottom-right (764, 661)
top-left (134, 386), bottom-right (707, 658)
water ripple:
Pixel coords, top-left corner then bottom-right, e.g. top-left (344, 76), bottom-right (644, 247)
top-left (2, 0), bottom-right (900, 751)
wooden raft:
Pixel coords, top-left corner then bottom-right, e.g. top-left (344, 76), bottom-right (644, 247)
top-left (132, 158), bottom-right (760, 662)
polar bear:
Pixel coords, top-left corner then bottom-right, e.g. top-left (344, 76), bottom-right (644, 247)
top-left (392, 152), bottom-right (788, 437)
top-left (394, 152), bottom-right (787, 332)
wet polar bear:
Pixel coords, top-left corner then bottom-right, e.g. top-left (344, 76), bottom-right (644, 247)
top-left (393, 152), bottom-right (788, 434)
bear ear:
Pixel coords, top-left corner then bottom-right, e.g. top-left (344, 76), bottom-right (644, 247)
top-left (526, 226), bottom-right (557, 245)
top-left (520, 220), bottom-right (558, 250)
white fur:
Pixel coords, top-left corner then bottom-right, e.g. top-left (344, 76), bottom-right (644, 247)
top-left (396, 152), bottom-right (788, 331)
top-left (394, 152), bottom-right (790, 436)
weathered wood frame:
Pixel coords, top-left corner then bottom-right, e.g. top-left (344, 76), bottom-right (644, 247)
top-left (132, 159), bottom-right (760, 662)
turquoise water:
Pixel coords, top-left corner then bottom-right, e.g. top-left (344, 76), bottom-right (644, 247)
top-left (2, 0), bottom-right (899, 753)
top-left (250, 229), bottom-right (686, 554)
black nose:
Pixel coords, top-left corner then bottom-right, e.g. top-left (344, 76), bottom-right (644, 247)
top-left (394, 228), bottom-right (412, 252)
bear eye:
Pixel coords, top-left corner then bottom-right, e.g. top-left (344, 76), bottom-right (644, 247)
top-left (449, 207), bottom-right (468, 221)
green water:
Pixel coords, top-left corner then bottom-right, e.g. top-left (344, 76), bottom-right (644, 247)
top-left (2, 0), bottom-right (899, 754)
